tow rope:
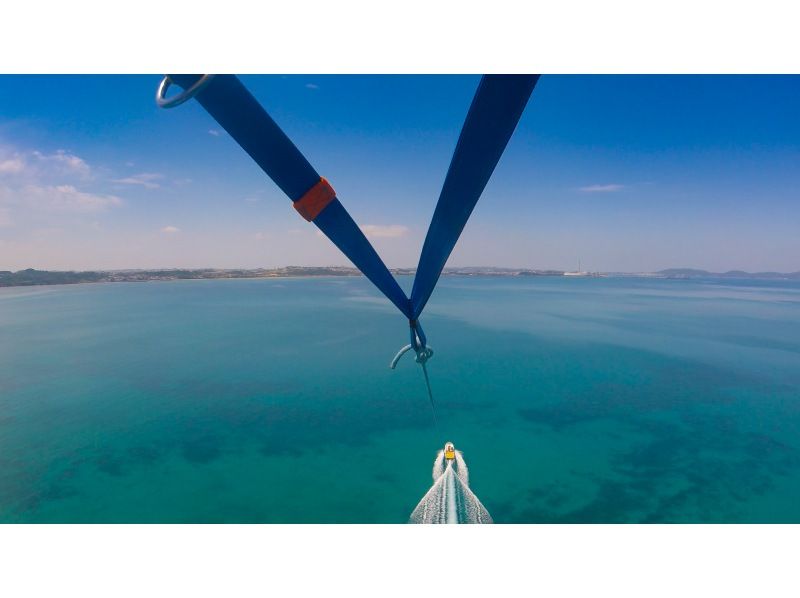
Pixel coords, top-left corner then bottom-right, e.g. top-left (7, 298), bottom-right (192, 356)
top-left (159, 74), bottom-right (411, 319)
top-left (157, 74), bottom-right (539, 425)
top-left (411, 75), bottom-right (540, 318)
top-left (390, 324), bottom-right (436, 427)
top-left (389, 75), bottom-right (540, 425)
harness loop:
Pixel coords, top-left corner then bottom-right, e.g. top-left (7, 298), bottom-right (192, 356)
top-left (390, 319), bottom-right (433, 369)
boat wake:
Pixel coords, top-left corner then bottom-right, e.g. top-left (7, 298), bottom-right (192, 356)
top-left (409, 445), bottom-right (492, 524)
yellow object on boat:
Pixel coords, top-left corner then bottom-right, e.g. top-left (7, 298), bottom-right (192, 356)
top-left (444, 442), bottom-right (455, 460)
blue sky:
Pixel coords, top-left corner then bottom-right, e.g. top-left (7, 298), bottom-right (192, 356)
top-left (0, 75), bottom-right (798, 272)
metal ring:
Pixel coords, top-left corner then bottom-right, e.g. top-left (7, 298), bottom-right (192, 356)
top-left (156, 74), bottom-right (215, 109)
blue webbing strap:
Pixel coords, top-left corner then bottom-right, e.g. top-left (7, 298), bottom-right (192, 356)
top-left (409, 75), bottom-right (540, 321)
top-left (169, 74), bottom-right (413, 319)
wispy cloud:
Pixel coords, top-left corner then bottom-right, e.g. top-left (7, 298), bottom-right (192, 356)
top-left (111, 173), bottom-right (164, 189)
top-left (208, 129), bottom-right (221, 137)
top-left (0, 157), bottom-right (25, 174)
top-left (34, 150), bottom-right (92, 179)
top-left (0, 147), bottom-right (93, 180)
top-left (305, 83), bottom-right (319, 90)
top-left (579, 184), bottom-right (625, 193)
top-left (360, 224), bottom-right (409, 239)
top-left (0, 184), bottom-right (122, 213)
top-left (0, 143), bottom-right (121, 227)
top-left (160, 225), bottom-right (180, 234)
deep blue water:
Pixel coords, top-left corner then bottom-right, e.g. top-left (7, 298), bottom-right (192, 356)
top-left (1, 275), bottom-right (799, 522)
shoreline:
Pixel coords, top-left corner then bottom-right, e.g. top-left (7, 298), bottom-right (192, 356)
top-left (0, 266), bottom-right (568, 288)
top-left (2, 268), bottom-right (800, 290)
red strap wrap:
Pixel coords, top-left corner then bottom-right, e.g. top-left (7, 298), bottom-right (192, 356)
top-left (293, 177), bottom-right (336, 222)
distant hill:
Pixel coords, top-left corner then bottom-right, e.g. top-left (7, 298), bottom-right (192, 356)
top-left (0, 268), bottom-right (106, 286)
top-left (3, 266), bottom-right (799, 288)
top-left (657, 268), bottom-right (800, 280)
top-left (0, 267), bottom-right (362, 287)
top-left (0, 266), bottom-right (572, 288)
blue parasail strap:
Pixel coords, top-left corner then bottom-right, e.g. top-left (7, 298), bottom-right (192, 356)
top-left (167, 74), bottom-right (413, 319)
top-left (409, 75), bottom-right (540, 320)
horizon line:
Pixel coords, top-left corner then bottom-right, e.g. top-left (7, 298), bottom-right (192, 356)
top-left (3, 265), bottom-right (800, 275)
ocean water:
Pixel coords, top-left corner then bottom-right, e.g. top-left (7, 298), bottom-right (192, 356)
top-left (1, 275), bottom-right (799, 523)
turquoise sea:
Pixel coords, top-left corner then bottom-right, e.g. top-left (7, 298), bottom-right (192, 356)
top-left (1, 275), bottom-right (799, 523)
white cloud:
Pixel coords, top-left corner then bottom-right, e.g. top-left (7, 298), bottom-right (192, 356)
top-left (111, 173), bottom-right (164, 189)
top-left (0, 184), bottom-right (122, 213)
top-left (36, 150), bottom-right (92, 178)
top-left (243, 196), bottom-right (261, 203)
top-left (160, 225), bottom-right (180, 234)
top-left (26, 184), bottom-right (121, 212)
top-left (360, 224), bottom-right (409, 239)
top-left (0, 148), bottom-right (92, 180)
top-left (208, 129), bottom-right (221, 136)
top-left (0, 144), bottom-right (121, 227)
top-left (305, 83), bottom-right (319, 90)
top-left (579, 184), bottom-right (625, 193)
top-left (0, 157), bottom-right (25, 174)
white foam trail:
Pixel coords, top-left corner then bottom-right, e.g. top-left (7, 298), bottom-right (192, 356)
top-left (446, 466), bottom-right (458, 524)
top-left (432, 450), bottom-right (445, 480)
top-left (454, 451), bottom-right (469, 486)
top-left (409, 450), bottom-right (493, 524)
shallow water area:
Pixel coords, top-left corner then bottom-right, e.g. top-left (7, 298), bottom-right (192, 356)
top-left (1, 275), bottom-right (799, 522)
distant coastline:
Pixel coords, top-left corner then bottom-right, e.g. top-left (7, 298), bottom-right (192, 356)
top-left (1, 266), bottom-right (799, 288)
